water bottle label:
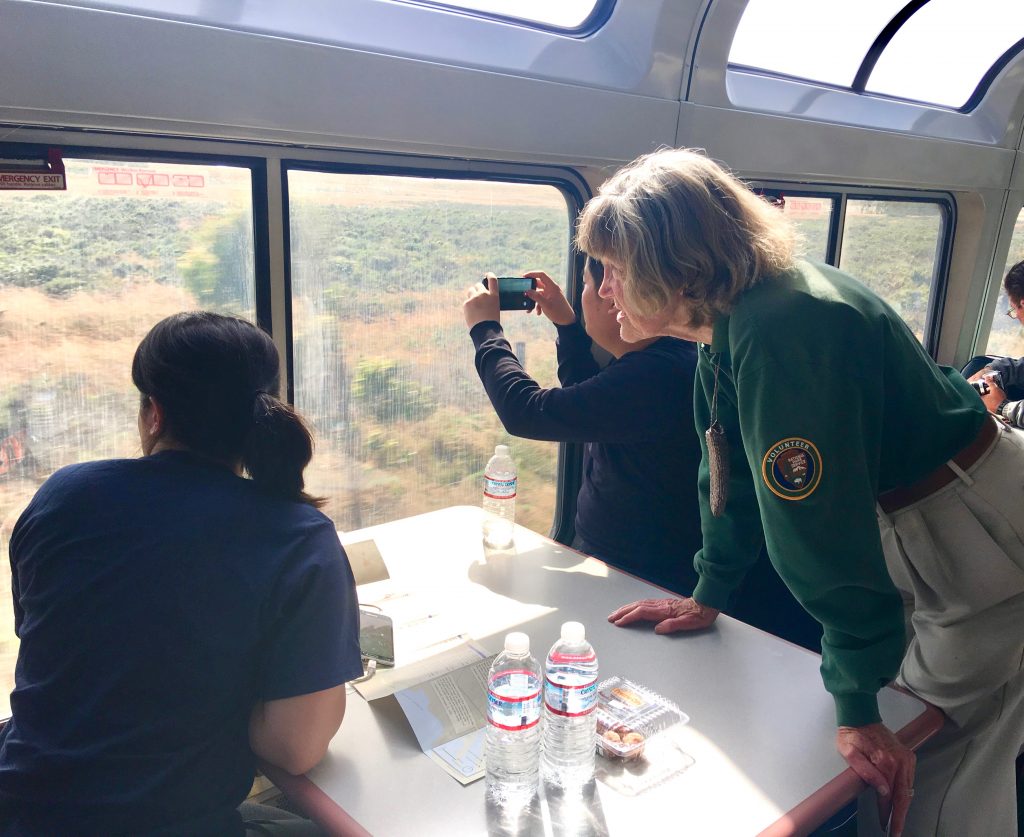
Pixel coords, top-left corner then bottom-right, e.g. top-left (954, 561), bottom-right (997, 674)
top-left (544, 677), bottom-right (598, 717)
top-left (484, 474), bottom-right (517, 500)
top-left (487, 670), bottom-right (541, 731)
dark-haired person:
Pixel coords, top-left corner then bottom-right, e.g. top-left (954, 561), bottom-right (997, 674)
top-left (0, 312), bottom-right (362, 836)
top-left (462, 260), bottom-right (702, 593)
top-left (968, 259), bottom-right (1024, 426)
top-left (583, 149), bottom-right (1024, 836)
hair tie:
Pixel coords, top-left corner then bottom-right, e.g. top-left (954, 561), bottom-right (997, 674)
top-left (251, 390), bottom-right (273, 415)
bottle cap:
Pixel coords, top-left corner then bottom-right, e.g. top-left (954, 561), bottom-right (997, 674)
top-left (561, 621), bottom-right (585, 643)
top-left (504, 631), bottom-right (529, 654)
top-left (495, 444), bottom-right (510, 457)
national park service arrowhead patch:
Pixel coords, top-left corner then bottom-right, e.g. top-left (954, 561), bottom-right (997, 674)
top-left (762, 437), bottom-right (822, 501)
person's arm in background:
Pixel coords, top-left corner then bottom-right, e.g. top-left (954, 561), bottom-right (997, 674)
top-left (463, 277), bottom-right (694, 444)
top-left (984, 355), bottom-right (1024, 390)
top-left (249, 522), bottom-right (363, 775)
top-left (522, 271), bottom-right (602, 387)
top-left (969, 357), bottom-right (1024, 425)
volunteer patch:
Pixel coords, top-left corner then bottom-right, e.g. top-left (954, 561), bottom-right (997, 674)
top-left (762, 437), bottom-right (822, 501)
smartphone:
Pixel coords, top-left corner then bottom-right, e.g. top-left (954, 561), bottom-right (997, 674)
top-left (483, 276), bottom-right (537, 311)
top-left (358, 606), bottom-right (395, 667)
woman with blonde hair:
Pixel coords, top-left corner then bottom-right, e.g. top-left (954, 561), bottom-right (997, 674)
top-left (587, 148), bottom-right (1024, 837)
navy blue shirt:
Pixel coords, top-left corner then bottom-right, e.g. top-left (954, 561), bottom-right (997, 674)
top-left (0, 451), bottom-right (362, 836)
top-left (471, 320), bottom-right (702, 593)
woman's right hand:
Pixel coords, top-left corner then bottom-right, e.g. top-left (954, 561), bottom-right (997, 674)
top-left (524, 270), bottom-right (576, 326)
top-left (607, 597), bottom-right (720, 633)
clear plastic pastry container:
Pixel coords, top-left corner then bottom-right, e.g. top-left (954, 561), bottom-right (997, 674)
top-left (594, 676), bottom-right (689, 760)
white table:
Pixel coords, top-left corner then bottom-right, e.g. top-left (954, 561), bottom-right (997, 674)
top-left (263, 506), bottom-right (941, 837)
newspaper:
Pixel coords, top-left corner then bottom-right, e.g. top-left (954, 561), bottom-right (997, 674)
top-left (394, 654), bottom-right (496, 784)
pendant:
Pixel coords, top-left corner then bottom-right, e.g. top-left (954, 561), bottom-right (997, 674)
top-left (705, 420), bottom-right (729, 517)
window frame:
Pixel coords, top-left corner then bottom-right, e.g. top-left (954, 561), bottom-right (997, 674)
top-left (389, 0), bottom-right (617, 37)
top-left (280, 157), bottom-right (590, 544)
top-left (755, 184), bottom-right (956, 355)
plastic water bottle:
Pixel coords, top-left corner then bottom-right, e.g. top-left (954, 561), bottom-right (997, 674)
top-left (483, 444), bottom-right (516, 548)
top-left (485, 631), bottom-right (542, 802)
top-left (541, 621), bottom-right (599, 787)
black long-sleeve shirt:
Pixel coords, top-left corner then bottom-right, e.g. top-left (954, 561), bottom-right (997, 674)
top-left (470, 319), bottom-right (702, 593)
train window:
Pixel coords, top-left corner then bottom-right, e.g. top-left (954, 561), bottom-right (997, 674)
top-left (985, 207), bottom-right (1024, 358)
top-left (730, 0), bottom-right (907, 87)
top-left (286, 170), bottom-right (570, 535)
top-left (731, 0), bottom-right (1024, 111)
top-left (0, 156), bottom-right (256, 715)
top-left (777, 196), bottom-right (833, 263)
top-left (401, 0), bottom-right (608, 31)
top-left (838, 199), bottom-right (946, 341)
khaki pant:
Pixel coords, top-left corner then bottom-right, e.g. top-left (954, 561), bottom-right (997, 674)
top-left (861, 419), bottom-right (1024, 836)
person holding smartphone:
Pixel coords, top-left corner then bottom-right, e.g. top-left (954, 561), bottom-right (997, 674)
top-left (462, 262), bottom-right (703, 593)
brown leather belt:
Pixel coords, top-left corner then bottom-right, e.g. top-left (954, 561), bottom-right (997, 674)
top-left (877, 418), bottom-right (998, 514)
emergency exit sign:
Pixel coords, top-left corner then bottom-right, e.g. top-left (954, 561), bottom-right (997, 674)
top-left (0, 148), bottom-right (67, 190)
top-left (0, 171), bottom-right (66, 190)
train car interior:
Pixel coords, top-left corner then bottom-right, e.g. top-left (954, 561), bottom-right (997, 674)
top-left (1, 0), bottom-right (1023, 833)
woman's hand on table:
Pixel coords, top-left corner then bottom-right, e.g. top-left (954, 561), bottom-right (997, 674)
top-left (607, 597), bottom-right (720, 633)
top-left (836, 722), bottom-right (916, 837)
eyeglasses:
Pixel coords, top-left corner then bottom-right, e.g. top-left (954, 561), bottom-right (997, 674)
top-left (1008, 303), bottom-right (1021, 319)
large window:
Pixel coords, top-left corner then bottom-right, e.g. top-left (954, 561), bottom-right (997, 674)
top-left (287, 170), bottom-right (571, 536)
top-left (0, 156), bottom-right (255, 715)
top-left (776, 195), bottom-right (833, 262)
top-left (985, 207), bottom-right (1024, 358)
top-left (839, 199), bottom-right (946, 341)
top-left (760, 189), bottom-right (949, 344)
top-left (730, 0), bottom-right (1024, 110)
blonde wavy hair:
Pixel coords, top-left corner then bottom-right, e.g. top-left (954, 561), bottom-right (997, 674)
top-left (576, 148), bottom-right (796, 328)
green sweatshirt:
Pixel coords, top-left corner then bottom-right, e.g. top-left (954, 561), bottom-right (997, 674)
top-left (691, 260), bottom-right (987, 727)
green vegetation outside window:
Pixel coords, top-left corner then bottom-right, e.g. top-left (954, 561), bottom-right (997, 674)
top-left (287, 170), bottom-right (570, 536)
top-left (839, 199), bottom-right (946, 342)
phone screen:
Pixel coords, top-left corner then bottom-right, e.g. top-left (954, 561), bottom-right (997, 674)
top-left (359, 607), bottom-right (395, 666)
top-left (484, 276), bottom-right (537, 311)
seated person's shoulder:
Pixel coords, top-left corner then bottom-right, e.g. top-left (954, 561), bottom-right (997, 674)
top-left (32, 457), bottom-right (138, 501)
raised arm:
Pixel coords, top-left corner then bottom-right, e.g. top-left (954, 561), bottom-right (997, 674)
top-left (469, 322), bottom-right (694, 443)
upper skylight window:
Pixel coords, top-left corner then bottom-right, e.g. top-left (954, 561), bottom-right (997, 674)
top-left (729, 0), bottom-right (1024, 110)
top-left (867, 0), bottom-right (1024, 108)
top-left (729, 0), bottom-right (908, 87)
top-left (404, 0), bottom-right (607, 31)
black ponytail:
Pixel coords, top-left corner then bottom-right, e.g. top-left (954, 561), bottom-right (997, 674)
top-left (244, 392), bottom-right (324, 508)
top-left (132, 312), bottom-right (325, 507)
